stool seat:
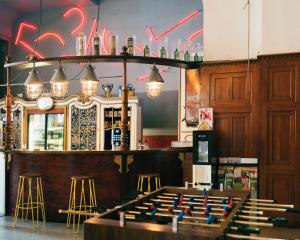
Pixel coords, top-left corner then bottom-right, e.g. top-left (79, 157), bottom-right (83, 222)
top-left (20, 173), bottom-right (42, 178)
top-left (138, 173), bottom-right (160, 178)
top-left (137, 173), bottom-right (161, 193)
top-left (71, 176), bottom-right (92, 180)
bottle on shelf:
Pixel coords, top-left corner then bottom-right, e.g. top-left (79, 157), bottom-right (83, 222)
top-left (158, 37), bottom-right (168, 58)
top-left (173, 49), bottom-right (180, 60)
top-left (144, 45), bottom-right (150, 57)
top-left (109, 33), bottom-right (118, 55)
top-left (93, 31), bottom-right (101, 56)
top-left (76, 32), bottom-right (86, 56)
top-left (127, 35), bottom-right (136, 56)
top-left (184, 50), bottom-right (190, 61)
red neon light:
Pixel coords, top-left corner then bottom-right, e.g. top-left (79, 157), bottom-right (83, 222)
top-left (15, 22), bottom-right (37, 44)
top-left (147, 9), bottom-right (200, 41)
top-left (18, 40), bottom-right (44, 59)
top-left (63, 7), bottom-right (85, 35)
top-left (101, 28), bottom-right (109, 55)
top-left (35, 32), bottom-right (65, 46)
top-left (138, 67), bottom-right (169, 82)
top-left (85, 19), bottom-right (97, 54)
top-left (187, 29), bottom-right (203, 42)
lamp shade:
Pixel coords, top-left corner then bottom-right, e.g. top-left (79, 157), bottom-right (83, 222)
top-left (146, 65), bottom-right (164, 98)
top-left (80, 64), bottom-right (99, 98)
top-left (50, 66), bottom-right (69, 99)
top-left (24, 69), bottom-right (43, 100)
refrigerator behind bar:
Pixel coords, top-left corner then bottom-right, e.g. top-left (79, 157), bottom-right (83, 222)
top-left (28, 113), bottom-right (64, 150)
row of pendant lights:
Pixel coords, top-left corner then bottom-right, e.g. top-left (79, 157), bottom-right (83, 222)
top-left (24, 63), bottom-right (164, 100)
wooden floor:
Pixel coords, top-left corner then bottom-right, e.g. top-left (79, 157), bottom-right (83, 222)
top-left (0, 216), bottom-right (83, 240)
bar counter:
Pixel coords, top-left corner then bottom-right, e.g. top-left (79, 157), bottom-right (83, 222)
top-left (7, 148), bottom-right (192, 222)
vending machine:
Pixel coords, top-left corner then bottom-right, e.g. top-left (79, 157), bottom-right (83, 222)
top-left (192, 130), bottom-right (217, 190)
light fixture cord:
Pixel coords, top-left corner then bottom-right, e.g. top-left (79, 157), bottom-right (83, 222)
top-left (34, 0), bottom-right (43, 54)
top-left (96, 1), bottom-right (101, 32)
top-left (243, 0), bottom-right (251, 84)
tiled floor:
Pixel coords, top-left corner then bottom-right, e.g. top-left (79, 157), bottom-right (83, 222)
top-left (0, 216), bottom-right (83, 240)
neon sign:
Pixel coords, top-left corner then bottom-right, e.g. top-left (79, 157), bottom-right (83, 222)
top-left (35, 32), bottom-right (65, 46)
top-left (63, 7), bottom-right (85, 35)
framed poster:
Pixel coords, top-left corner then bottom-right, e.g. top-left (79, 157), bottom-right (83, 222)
top-left (198, 108), bottom-right (213, 130)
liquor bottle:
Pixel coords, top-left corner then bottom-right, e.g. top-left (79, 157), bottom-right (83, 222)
top-left (184, 50), bottom-right (190, 61)
top-left (76, 32), bottom-right (86, 56)
top-left (93, 32), bottom-right (101, 56)
top-left (144, 45), bottom-right (150, 57)
top-left (109, 33), bottom-right (118, 55)
top-left (173, 49), bottom-right (180, 60)
top-left (160, 46), bottom-right (167, 58)
top-left (127, 35), bottom-right (136, 56)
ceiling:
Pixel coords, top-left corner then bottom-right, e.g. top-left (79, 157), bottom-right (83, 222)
top-left (0, 0), bottom-right (98, 14)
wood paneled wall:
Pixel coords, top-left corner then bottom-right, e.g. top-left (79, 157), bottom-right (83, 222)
top-left (189, 53), bottom-right (300, 214)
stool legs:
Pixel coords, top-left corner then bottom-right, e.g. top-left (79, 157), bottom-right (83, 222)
top-left (13, 176), bottom-right (46, 228)
top-left (67, 178), bottom-right (97, 233)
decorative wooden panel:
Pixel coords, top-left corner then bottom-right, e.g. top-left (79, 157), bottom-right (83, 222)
top-left (214, 115), bottom-right (230, 156)
top-left (267, 174), bottom-right (295, 204)
top-left (214, 113), bottom-right (250, 157)
top-left (210, 71), bottom-right (251, 105)
top-left (71, 105), bottom-right (97, 150)
top-left (267, 111), bottom-right (295, 166)
top-left (268, 66), bottom-right (296, 103)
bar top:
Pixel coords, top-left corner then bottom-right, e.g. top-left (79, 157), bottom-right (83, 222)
top-left (9, 147), bottom-right (192, 154)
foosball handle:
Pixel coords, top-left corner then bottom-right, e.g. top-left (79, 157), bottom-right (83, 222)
top-left (269, 217), bottom-right (288, 224)
top-left (286, 208), bottom-right (300, 214)
top-left (236, 225), bottom-right (261, 234)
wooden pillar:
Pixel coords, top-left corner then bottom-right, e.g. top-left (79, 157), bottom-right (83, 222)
top-left (4, 56), bottom-right (13, 150)
top-left (120, 47), bottom-right (129, 151)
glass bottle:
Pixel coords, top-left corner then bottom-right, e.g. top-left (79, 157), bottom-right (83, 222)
top-left (194, 43), bottom-right (203, 61)
top-left (76, 32), bottom-right (86, 56)
top-left (109, 33), bottom-right (118, 55)
top-left (160, 46), bottom-right (167, 58)
top-left (92, 31), bottom-right (101, 56)
top-left (127, 35), bottom-right (136, 56)
top-left (158, 37), bottom-right (168, 58)
top-left (184, 50), bottom-right (190, 61)
top-left (173, 48), bottom-right (180, 60)
top-left (144, 45), bottom-right (150, 57)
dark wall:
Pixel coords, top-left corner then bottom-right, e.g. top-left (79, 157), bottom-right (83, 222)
top-left (0, 39), bottom-right (8, 98)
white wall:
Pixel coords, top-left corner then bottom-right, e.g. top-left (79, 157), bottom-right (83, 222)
top-left (262, 0), bottom-right (300, 54)
top-left (203, 0), bottom-right (300, 61)
top-left (203, 0), bottom-right (262, 61)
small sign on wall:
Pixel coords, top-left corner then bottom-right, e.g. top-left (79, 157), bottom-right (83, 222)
top-left (198, 108), bottom-right (213, 130)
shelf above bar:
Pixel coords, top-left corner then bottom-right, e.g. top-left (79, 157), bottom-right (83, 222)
top-left (4, 55), bottom-right (202, 70)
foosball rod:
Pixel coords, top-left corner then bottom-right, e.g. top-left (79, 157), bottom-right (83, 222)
top-left (133, 205), bottom-right (225, 218)
top-left (225, 233), bottom-right (285, 240)
top-left (143, 202), bottom-right (225, 212)
top-left (243, 205), bottom-right (300, 213)
top-left (162, 192), bottom-right (241, 201)
top-left (157, 195), bottom-right (239, 204)
top-left (150, 198), bottom-right (229, 207)
top-left (245, 202), bottom-right (294, 208)
top-left (58, 209), bottom-right (100, 217)
top-left (163, 193), bottom-right (277, 204)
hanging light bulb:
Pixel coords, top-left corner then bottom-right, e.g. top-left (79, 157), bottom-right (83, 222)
top-left (50, 64), bottom-right (69, 99)
top-left (146, 65), bottom-right (164, 98)
top-left (80, 64), bottom-right (99, 98)
top-left (25, 68), bottom-right (43, 100)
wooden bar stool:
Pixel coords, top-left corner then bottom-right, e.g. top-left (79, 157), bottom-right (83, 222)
top-left (137, 173), bottom-right (161, 193)
top-left (13, 174), bottom-right (46, 228)
top-left (66, 176), bottom-right (97, 233)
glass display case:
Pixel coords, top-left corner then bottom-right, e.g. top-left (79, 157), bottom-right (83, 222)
top-left (103, 107), bottom-right (131, 150)
top-left (28, 113), bottom-right (64, 150)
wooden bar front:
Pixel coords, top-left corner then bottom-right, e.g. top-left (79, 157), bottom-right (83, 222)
top-left (8, 148), bottom-right (192, 222)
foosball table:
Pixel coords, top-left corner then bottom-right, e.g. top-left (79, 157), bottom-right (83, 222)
top-left (79, 187), bottom-right (300, 239)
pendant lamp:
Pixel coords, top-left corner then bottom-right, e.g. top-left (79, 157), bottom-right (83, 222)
top-left (50, 65), bottom-right (69, 99)
top-left (80, 64), bottom-right (99, 98)
top-left (146, 65), bottom-right (164, 98)
top-left (24, 68), bottom-right (43, 100)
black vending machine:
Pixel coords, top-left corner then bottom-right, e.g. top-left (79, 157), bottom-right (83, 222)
top-left (193, 130), bottom-right (217, 189)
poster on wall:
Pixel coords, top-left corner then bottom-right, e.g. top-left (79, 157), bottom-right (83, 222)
top-left (185, 69), bottom-right (201, 126)
top-left (198, 108), bottom-right (213, 130)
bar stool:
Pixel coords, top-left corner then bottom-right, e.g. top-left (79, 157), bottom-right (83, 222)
top-left (13, 173), bottom-right (46, 228)
top-left (66, 176), bottom-right (97, 233)
top-left (137, 173), bottom-right (161, 193)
